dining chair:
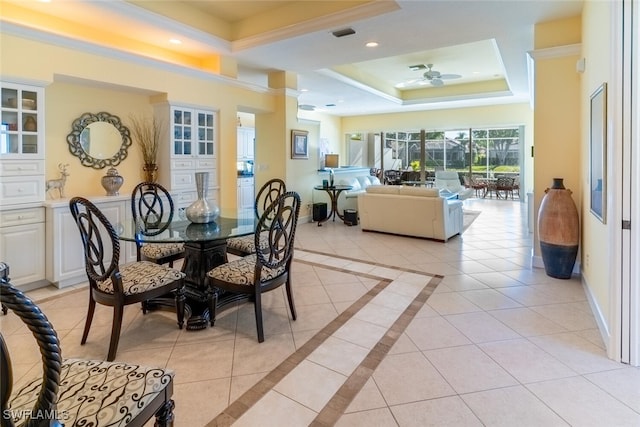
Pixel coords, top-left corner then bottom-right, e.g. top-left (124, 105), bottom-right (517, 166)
top-left (69, 196), bottom-right (186, 361)
top-left (226, 178), bottom-right (286, 257)
top-left (0, 262), bottom-right (176, 426)
top-left (495, 176), bottom-right (516, 199)
top-left (206, 191), bottom-right (301, 342)
top-left (131, 181), bottom-right (185, 267)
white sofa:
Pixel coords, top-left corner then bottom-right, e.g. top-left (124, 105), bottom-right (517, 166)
top-left (434, 171), bottom-right (473, 200)
top-left (357, 185), bottom-right (463, 241)
top-left (338, 175), bottom-right (382, 211)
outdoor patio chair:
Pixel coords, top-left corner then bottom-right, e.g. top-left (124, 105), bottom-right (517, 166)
top-left (495, 177), bottom-right (516, 199)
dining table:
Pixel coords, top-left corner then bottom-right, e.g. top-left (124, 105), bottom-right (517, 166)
top-left (118, 214), bottom-right (256, 330)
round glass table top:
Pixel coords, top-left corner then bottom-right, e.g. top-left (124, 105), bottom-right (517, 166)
top-left (118, 216), bottom-right (256, 244)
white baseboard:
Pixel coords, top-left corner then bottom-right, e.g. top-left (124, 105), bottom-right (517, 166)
top-left (581, 275), bottom-right (612, 359)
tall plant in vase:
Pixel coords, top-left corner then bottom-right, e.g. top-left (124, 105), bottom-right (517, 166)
top-left (130, 114), bottom-right (163, 183)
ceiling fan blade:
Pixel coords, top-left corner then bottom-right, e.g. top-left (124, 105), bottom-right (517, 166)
top-left (430, 78), bottom-right (444, 87)
top-left (439, 73), bottom-right (462, 80)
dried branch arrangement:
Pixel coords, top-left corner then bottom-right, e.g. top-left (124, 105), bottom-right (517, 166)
top-left (129, 115), bottom-right (164, 165)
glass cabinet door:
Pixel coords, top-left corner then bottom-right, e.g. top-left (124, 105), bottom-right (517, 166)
top-left (1, 84), bottom-right (41, 156)
top-left (172, 107), bottom-right (192, 156)
top-left (196, 111), bottom-right (214, 156)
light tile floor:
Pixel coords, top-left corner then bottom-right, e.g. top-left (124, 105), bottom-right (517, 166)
top-left (2, 198), bottom-right (639, 426)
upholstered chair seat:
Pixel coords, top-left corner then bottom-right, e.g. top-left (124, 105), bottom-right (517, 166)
top-left (141, 242), bottom-right (185, 262)
top-left (96, 261), bottom-right (186, 295)
top-left (0, 262), bottom-right (176, 426)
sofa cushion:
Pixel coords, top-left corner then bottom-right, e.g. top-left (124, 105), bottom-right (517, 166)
top-left (369, 176), bottom-right (381, 185)
top-left (356, 175), bottom-right (372, 189)
top-left (366, 185), bottom-right (400, 195)
top-left (398, 186), bottom-right (440, 197)
top-left (339, 177), bottom-right (361, 191)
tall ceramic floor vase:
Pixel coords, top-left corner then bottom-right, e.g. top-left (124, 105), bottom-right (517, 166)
top-left (186, 172), bottom-right (219, 223)
top-left (537, 178), bottom-right (579, 279)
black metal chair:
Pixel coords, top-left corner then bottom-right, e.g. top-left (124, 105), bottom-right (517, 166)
top-left (207, 192), bottom-right (301, 342)
top-left (69, 196), bottom-right (186, 361)
top-left (0, 262), bottom-right (176, 426)
top-left (131, 182), bottom-right (185, 267)
top-left (226, 178), bottom-right (286, 257)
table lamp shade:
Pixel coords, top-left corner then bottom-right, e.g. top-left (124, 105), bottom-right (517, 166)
top-left (325, 154), bottom-right (339, 187)
top-left (325, 154), bottom-right (339, 168)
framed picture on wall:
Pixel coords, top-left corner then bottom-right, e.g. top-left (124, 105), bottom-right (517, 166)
top-left (291, 129), bottom-right (309, 159)
top-left (590, 82), bottom-right (607, 223)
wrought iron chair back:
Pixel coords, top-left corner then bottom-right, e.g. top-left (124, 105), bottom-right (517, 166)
top-left (255, 191), bottom-right (300, 271)
top-left (208, 192), bottom-right (301, 342)
top-left (131, 182), bottom-right (185, 266)
top-left (69, 197), bottom-right (186, 361)
top-left (70, 196), bottom-right (120, 286)
top-left (226, 178), bottom-right (287, 257)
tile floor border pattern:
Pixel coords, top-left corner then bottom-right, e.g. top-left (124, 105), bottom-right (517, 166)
top-left (294, 248), bottom-right (445, 279)
top-left (310, 275), bottom-right (441, 426)
top-left (208, 253), bottom-right (440, 426)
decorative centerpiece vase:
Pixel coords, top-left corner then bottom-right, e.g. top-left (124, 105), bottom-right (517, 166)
top-left (185, 172), bottom-right (219, 223)
top-left (537, 178), bottom-right (579, 279)
top-left (143, 163), bottom-right (158, 183)
top-left (101, 167), bottom-right (124, 196)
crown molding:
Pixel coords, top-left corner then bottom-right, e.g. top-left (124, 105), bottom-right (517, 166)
top-left (527, 43), bottom-right (582, 60)
top-left (1, 21), bottom-right (273, 95)
top-left (231, 1), bottom-right (400, 52)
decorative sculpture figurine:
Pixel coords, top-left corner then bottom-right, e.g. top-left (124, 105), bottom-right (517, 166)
top-left (45, 163), bottom-right (70, 199)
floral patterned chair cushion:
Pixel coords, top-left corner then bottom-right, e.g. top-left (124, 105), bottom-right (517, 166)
top-left (141, 242), bottom-right (184, 260)
top-left (8, 359), bottom-right (174, 426)
top-left (97, 261), bottom-right (186, 295)
top-left (206, 254), bottom-right (285, 285)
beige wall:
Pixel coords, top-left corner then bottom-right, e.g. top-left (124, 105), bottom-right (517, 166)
top-left (532, 18), bottom-right (582, 262)
top-left (0, 33), bottom-right (278, 210)
top-left (580, 1), bottom-right (613, 327)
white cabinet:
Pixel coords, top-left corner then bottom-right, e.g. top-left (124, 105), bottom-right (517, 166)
top-left (45, 196), bottom-right (136, 288)
top-left (1, 82), bottom-right (45, 206)
top-left (0, 82), bottom-right (46, 288)
top-left (237, 177), bottom-right (254, 210)
top-left (0, 207), bottom-right (46, 287)
top-left (155, 103), bottom-right (219, 209)
top-left (237, 127), bottom-right (255, 160)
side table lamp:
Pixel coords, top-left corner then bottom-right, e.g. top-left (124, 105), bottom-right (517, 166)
top-left (325, 154), bottom-right (339, 187)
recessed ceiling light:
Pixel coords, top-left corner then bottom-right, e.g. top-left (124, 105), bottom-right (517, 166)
top-left (300, 88), bottom-right (308, 92)
top-left (169, 38), bottom-right (182, 45)
top-left (366, 41), bottom-right (379, 47)
top-left (473, 71), bottom-right (481, 74)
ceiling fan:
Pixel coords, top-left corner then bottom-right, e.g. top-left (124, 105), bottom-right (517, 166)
top-left (400, 63), bottom-right (462, 88)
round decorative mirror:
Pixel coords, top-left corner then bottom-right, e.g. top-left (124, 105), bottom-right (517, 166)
top-left (67, 112), bottom-right (131, 169)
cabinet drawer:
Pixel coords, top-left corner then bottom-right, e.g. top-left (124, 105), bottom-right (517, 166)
top-left (196, 158), bottom-right (215, 169)
top-left (0, 176), bottom-right (44, 205)
top-left (171, 159), bottom-right (196, 170)
top-left (0, 160), bottom-right (45, 176)
top-left (0, 207), bottom-right (44, 227)
top-left (172, 170), bottom-right (195, 189)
